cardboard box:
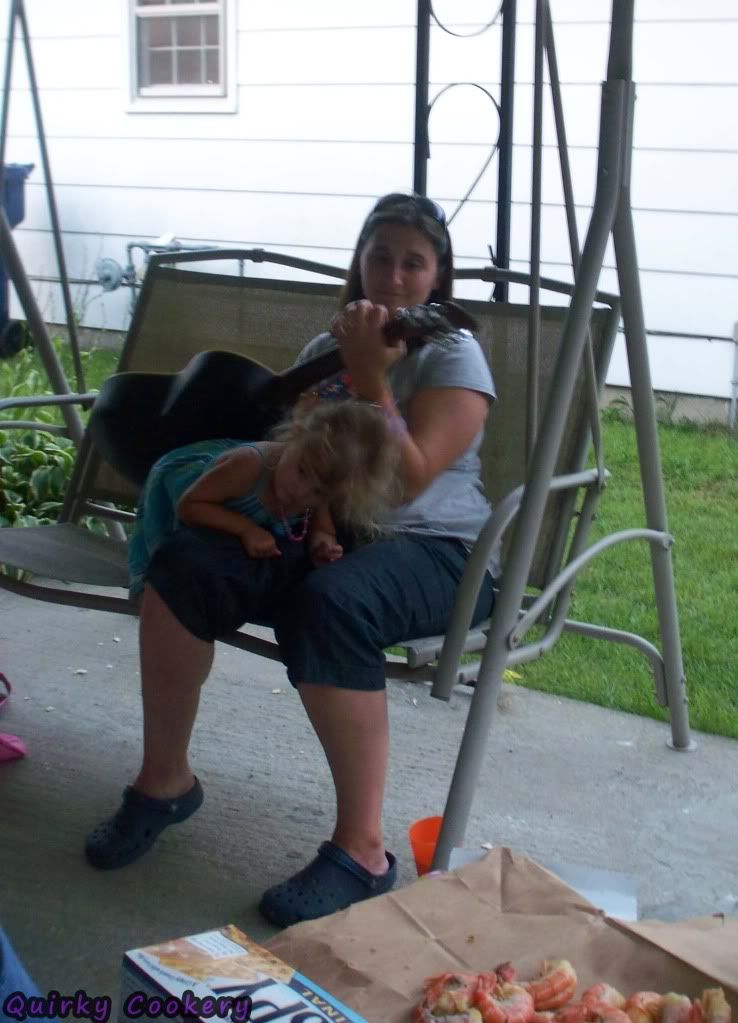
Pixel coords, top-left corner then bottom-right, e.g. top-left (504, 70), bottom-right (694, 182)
top-left (119, 924), bottom-right (367, 1023)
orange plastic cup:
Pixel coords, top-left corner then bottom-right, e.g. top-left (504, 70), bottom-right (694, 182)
top-left (408, 815), bottom-right (443, 876)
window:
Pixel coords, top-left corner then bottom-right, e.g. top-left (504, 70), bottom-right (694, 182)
top-left (132, 0), bottom-right (229, 100)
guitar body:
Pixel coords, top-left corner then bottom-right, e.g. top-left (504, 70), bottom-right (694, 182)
top-left (90, 352), bottom-right (284, 486)
top-left (89, 300), bottom-right (477, 486)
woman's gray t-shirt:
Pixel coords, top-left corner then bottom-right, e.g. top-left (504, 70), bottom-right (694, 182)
top-left (296, 329), bottom-right (500, 578)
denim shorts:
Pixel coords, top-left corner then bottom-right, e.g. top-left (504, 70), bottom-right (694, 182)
top-left (148, 527), bottom-right (495, 692)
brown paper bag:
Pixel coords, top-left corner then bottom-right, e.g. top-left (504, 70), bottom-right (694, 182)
top-left (266, 848), bottom-right (738, 1023)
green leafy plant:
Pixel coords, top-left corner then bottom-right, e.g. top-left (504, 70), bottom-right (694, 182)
top-left (0, 429), bottom-right (80, 580)
top-left (0, 428), bottom-right (75, 526)
top-left (0, 337), bottom-right (120, 577)
top-left (0, 427), bottom-right (112, 579)
top-left (1, 335), bottom-right (120, 521)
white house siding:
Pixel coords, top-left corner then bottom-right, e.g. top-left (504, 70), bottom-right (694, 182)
top-left (1, 0), bottom-right (736, 398)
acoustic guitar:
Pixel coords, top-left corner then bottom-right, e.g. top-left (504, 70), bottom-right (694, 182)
top-left (88, 300), bottom-right (477, 486)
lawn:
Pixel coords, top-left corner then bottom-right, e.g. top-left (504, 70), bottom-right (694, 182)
top-left (515, 412), bottom-right (738, 739)
top-left (2, 341), bottom-right (737, 738)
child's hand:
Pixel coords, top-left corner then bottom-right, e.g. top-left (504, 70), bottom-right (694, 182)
top-left (309, 531), bottom-right (343, 567)
top-left (242, 527), bottom-right (281, 559)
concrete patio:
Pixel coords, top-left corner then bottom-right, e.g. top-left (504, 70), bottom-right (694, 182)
top-left (1, 585), bottom-right (737, 1012)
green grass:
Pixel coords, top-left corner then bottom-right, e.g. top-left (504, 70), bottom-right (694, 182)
top-left (515, 412), bottom-right (738, 739)
top-left (3, 343), bottom-right (738, 738)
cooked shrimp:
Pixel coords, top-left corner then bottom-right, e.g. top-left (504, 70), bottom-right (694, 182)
top-left (531, 1013), bottom-right (557, 1023)
top-left (582, 987), bottom-right (626, 1011)
top-left (694, 989), bottom-right (731, 1023)
top-left (474, 979), bottom-right (535, 1023)
top-left (412, 972), bottom-right (482, 1022)
top-left (414, 1007), bottom-right (483, 1023)
top-left (494, 962), bottom-right (518, 984)
top-left (588, 1007), bottom-right (632, 1023)
top-left (624, 992), bottom-right (664, 1023)
top-left (661, 994), bottom-right (693, 1023)
top-left (556, 1004), bottom-right (590, 1023)
top-left (523, 961), bottom-right (578, 1011)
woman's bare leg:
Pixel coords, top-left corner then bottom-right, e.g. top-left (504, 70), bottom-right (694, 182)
top-left (133, 583), bottom-right (214, 799)
top-left (298, 684), bottom-right (390, 876)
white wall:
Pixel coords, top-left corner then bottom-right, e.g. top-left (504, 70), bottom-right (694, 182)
top-left (2, 0), bottom-right (736, 397)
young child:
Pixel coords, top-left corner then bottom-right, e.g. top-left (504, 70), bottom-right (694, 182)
top-left (127, 400), bottom-right (399, 598)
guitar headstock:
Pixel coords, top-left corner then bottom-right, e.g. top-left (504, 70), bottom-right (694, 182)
top-left (384, 300), bottom-right (478, 347)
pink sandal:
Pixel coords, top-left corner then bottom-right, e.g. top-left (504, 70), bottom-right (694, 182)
top-left (0, 672), bottom-right (28, 762)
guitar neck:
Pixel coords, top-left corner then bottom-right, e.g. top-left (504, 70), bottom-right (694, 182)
top-left (268, 300), bottom-right (475, 410)
top-left (271, 346), bottom-right (346, 406)
top-left (269, 335), bottom-right (424, 409)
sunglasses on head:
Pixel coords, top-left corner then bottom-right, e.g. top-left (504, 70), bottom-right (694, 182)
top-left (371, 192), bottom-right (447, 228)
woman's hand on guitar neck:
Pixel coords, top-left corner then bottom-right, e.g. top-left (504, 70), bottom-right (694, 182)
top-left (331, 300), bottom-right (407, 401)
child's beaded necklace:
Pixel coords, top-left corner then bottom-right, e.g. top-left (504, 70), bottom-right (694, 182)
top-left (265, 445), bottom-right (312, 543)
top-left (279, 506), bottom-right (311, 542)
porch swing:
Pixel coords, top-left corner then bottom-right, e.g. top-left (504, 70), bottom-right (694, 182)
top-left (0, 0), bottom-right (692, 872)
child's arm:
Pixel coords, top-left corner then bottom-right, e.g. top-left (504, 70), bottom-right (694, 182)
top-left (177, 446), bottom-right (281, 559)
top-left (307, 504), bottom-right (343, 566)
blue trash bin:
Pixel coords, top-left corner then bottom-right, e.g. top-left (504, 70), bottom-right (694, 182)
top-left (0, 162), bottom-right (35, 358)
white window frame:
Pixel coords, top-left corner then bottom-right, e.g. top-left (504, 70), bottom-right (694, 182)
top-left (127, 0), bottom-right (237, 114)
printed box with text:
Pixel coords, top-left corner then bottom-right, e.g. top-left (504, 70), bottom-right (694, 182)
top-left (119, 924), bottom-right (366, 1023)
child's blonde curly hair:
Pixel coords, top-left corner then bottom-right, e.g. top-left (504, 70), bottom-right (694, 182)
top-left (276, 400), bottom-right (401, 533)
